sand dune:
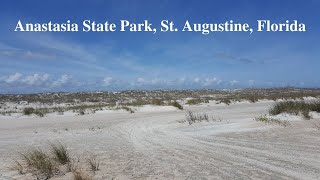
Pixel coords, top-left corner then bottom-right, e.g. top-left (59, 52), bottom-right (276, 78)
top-left (0, 101), bottom-right (320, 179)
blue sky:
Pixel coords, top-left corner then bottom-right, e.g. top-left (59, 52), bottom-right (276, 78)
top-left (0, 0), bottom-right (319, 93)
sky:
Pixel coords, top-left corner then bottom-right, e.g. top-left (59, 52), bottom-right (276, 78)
top-left (0, 0), bottom-right (319, 94)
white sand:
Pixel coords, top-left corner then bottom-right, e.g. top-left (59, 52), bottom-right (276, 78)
top-left (0, 101), bottom-right (320, 179)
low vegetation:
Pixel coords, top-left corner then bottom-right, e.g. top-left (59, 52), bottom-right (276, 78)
top-left (171, 101), bottom-right (183, 110)
top-left (1, 88), bottom-right (319, 117)
top-left (247, 95), bottom-right (258, 103)
top-left (11, 143), bottom-right (99, 180)
top-left (218, 98), bottom-right (232, 105)
top-left (23, 107), bottom-right (35, 115)
top-left (50, 142), bottom-right (71, 165)
top-left (255, 114), bottom-right (290, 127)
top-left (186, 98), bottom-right (209, 105)
top-left (87, 154), bottom-right (100, 173)
top-left (23, 107), bottom-right (48, 117)
top-left (269, 100), bottom-right (320, 119)
top-left (185, 110), bottom-right (209, 124)
top-left (20, 148), bottom-right (56, 178)
top-left (114, 106), bottom-right (135, 113)
top-left (151, 99), bottom-right (164, 106)
top-left (10, 160), bottom-right (24, 174)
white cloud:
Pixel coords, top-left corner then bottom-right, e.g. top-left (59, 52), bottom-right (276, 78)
top-left (0, 73), bottom-right (49, 85)
top-left (131, 77), bottom-right (146, 86)
top-left (52, 75), bottom-right (72, 87)
top-left (128, 76), bottom-right (223, 88)
top-left (4, 73), bottom-right (22, 83)
top-left (201, 77), bottom-right (222, 87)
top-left (103, 77), bottom-right (115, 86)
top-left (21, 73), bottom-right (49, 85)
top-left (229, 80), bottom-right (239, 86)
top-left (0, 72), bottom-right (259, 93)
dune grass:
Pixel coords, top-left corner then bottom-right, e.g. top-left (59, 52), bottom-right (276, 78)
top-left (255, 114), bottom-right (290, 127)
top-left (185, 110), bottom-right (209, 125)
top-left (186, 98), bottom-right (209, 105)
top-left (12, 143), bottom-right (100, 179)
top-left (269, 100), bottom-right (320, 119)
top-left (218, 98), bottom-right (232, 105)
top-left (20, 148), bottom-right (56, 178)
top-left (10, 160), bottom-right (24, 174)
top-left (50, 142), bottom-right (71, 165)
top-left (23, 107), bottom-right (48, 117)
top-left (87, 154), bottom-right (100, 173)
top-left (171, 101), bottom-right (183, 110)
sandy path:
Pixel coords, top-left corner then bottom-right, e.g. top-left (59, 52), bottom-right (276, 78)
top-left (0, 101), bottom-right (320, 179)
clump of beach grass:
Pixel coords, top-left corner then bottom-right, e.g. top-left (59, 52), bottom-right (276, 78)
top-left (186, 98), bottom-right (206, 105)
top-left (11, 143), bottom-right (102, 179)
top-left (50, 142), bottom-right (70, 165)
top-left (269, 100), bottom-right (320, 119)
top-left (87, 154), bottom-right (100, 173)
top-left (20, 148), bottom-right (56, 178)
top-left (171, 101), bottom-right (183, 110)
top-left (255, 114), bottom-right (290, 127)
top-left (10, 160), bottom-right (24, 174)
top-left (218, 98), bottom-right (231, 105)
top-left (23, 107), bottom-right (48, 117)
top-left (185, 110), bottom-right (210, 125)
top-left (121, 106), bottom-right (135, 113)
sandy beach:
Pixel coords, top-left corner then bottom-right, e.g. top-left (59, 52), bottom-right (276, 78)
top-left (1, 100), bottom-right (320, 180)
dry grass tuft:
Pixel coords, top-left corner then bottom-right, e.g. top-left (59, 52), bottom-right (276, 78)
top-left (20, 148), bottom-right (56, 178)
top-left (10, 160), bottom-right (24, 174)
top-left (50, 142), bottom-right (70, 165)
top-left (87, 154), bottom-right (100, 173)
top-left (11, 143), bottom-right (102, 179)
top-left (255, 114), bottom-right (290, 127)
top-left (185, 110), bottom-right (210, 125)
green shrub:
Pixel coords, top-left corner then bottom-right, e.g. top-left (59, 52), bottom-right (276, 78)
top-left (171, 101), bottom-right (183, 110)
top-left (23, 108), bottom-right (48, 117)
top-left (219, 99), bottom-right (231, 105)
top-left (34, 109), bottom-right (46, 117)
top-left (269, 100), bottom-right (320, 119)
top-left (247, 95), bottom-right (258, 103)
top-left (23, 107), bottom-right (34, 115)
top-left (151, 99), bottom-right (164, 106)
top-left (79, 110), bottom-right (85, 115)
top-left (186, 98), bottom-right (203, 105)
